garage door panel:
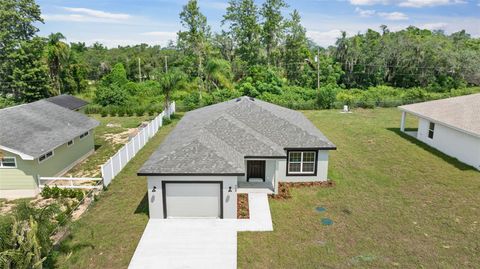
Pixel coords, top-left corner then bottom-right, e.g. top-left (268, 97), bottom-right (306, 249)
top-left (164, 182), bottom-right (222, 219)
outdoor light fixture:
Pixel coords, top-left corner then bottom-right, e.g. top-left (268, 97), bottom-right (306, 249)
top-left (152, 186), bottom-right (157, 192)
top-left (228, 186), bottom-right (232, 192)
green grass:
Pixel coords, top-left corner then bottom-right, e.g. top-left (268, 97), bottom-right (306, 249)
top-left (54, 117), bottom-right (179, 268)
top-left (238, 108), bottom-right (480, 268)
top-left (54, 108), bottom-right (479, 268)
top-left (66, 114), bottom-right (155, 177)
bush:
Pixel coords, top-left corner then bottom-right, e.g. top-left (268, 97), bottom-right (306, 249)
top-left (162, 117), bottom-right (172, 125)
top-left (109, 106), bottom-right (118, 117)
top-left (118, 108), bottom-right (126, 117)
top-left (100, 108), bottom-right (108, 117)
top-left (135, 107), bottom-right (145, 116)
top-left (84, 104), bottom-right (102, 114)
top-left (317, 84), bottom-right (339, 109)
top-left (126, 109), bottom-right (134, 117)
top-left (95, 84), bottom-right (130, 106)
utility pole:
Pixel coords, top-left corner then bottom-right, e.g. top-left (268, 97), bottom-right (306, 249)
top-left (316, 47), bottom-right (320, 91)
top-left (164, 56), bottom-right (168, 73)
top-left (138, 58), bottom-right (142, 82)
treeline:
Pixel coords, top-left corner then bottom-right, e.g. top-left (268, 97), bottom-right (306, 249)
top-left (1, 0), bottom-right (480, 110)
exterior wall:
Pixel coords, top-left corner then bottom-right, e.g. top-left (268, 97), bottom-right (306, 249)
top-left (0, 129), bottom-right (96, 198)
top-left (277, 150), bottom-right (330, 182)
top-left (416, 118), bottom-right (480, 170)
top-left (147, 175), bottom-right (238, 219)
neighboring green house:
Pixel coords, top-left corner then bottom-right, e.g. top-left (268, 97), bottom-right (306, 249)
top-left (0, 99), bottom-right (99, 199)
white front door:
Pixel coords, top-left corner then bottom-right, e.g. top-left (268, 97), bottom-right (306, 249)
top-left (164, 182), bottom-right (222, 218)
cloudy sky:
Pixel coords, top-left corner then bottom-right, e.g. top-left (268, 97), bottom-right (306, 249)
top-left (36, 0), bottom-right (480, 48)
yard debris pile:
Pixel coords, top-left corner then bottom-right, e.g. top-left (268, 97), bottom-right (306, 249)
top-left (103, 128), bottom-right (137, 145)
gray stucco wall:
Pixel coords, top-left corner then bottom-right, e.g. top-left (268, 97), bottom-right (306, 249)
top-left (147, 176), bottom-right (238, 219)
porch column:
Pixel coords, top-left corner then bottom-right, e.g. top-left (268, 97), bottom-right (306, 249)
top-left (400, 111), bottom-right (406, 132)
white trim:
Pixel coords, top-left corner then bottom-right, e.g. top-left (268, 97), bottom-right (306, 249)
top-left (38, 150), bottom-right (54, 164)
top-left (287, 151), bottom-right (316, 174)
top-left (67, 139), bottom-right (74, 147)
top-left (0, 156), bottom-right (17, 168)
top-left (0, 145), bottom-right (34, 160)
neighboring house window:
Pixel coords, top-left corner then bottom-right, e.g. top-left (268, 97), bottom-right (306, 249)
top-left (79, 131), bottom-right (89, 139)
top-left (287, 151), bottom-right (316, 175)
top-left (0, 157), bottom-right (16, 168)
top-left (38, 151), bottom-right (54, 163)
top-left (67, 140), bottom-right (74, 147)
top-left (428, 122), bottom-right (435, 139)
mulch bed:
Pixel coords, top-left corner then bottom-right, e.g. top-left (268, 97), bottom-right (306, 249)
top-left (237, 193), bottom-right (249, 219)
top-left (270, 180), bottom-right (335, 200)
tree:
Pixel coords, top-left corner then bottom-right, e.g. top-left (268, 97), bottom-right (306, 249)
top-left (0, 0), bottom-right (49, 102)
top-left (283, 10), bottom-right (309, 85)
top-left (46, 32), bottom-right (70, 95)
top-left (223, 0), bottom-right (262, 66)
top-left (158, 69), bottom-right (186, 114)
top-left (260, 0), bottom-right (288, 66)
top-left (205, 58), bottom-right (233, 91)
top-left (177, 0), bottom-right (211, 80)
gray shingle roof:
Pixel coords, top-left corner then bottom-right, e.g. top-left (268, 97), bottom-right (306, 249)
top-left (45, 94), bottom-right (89, 110)
top-left (399, 93), bottom-right (480, 137)
top-left (138, 97), bottom-right (336, 175)
top-left (0, 100), bottom-right (99, 159)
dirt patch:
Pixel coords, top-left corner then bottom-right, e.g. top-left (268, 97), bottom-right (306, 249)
top-left (102, 128), bottom-right (137, 145)
top-left (237, 194), bottom-right (249, 219)
top-left (270, 181), bottom-right (335, 200)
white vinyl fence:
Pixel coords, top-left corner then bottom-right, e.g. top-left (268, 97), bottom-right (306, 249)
top-left (101, 102), bottom-right (175, 186)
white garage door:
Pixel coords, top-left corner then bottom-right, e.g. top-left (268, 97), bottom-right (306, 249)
top-left (164, 182), bottom-right (222, 219)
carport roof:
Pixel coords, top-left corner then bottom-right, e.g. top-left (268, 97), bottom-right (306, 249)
top-left (138, 96), bottom-right (336, 175)
top-left (399, 93), bottom-right (480, 138)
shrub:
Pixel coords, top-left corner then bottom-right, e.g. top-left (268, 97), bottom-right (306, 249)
top-left (50, 186), bottom-right (61, 198)
top-left (109, 106), bottom-right (118, 117)
top-left (118, 108), bottom-right (126, 117)
top-left (41, 185), bottom-right (52, 198)
top-left (317, 84), bottom-right (339, 109)
top-left (95, 84), bottom-right (130, 106)
top-left (135, 107), bottom-right (145, 116)
top-left (100, 108), bottom-right (108, 117)
top-left (162, 117), bottom-right (172, 125)
top-left (126, 109), bottom-right (134, 117)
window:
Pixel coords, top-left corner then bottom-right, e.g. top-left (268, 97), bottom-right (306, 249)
top-left (38, 151), bottom-right (54, 163)
top-left (67, 140), bottom-right (74, 147)
top-left (428, 122), bottom-right (435, 139)
top-left (287, 151), bottom-right (316, 175)
top-left (79, 131), bottom-right (89, 139)
top-left (0, 157), bottom-right (16, 168)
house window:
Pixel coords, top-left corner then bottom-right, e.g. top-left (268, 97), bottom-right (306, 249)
top-left (67, 140), bottom-right (74, 147)
top-left (79, 131), bottom-right (89, 139)
top-left (287, 151), bottom-right (316, 175)
top-left (0, 157), bottom-right (16, 168)
top-left (428, 122), bottom-right (435, 139)
top-left (38, 151), bottom-right (54, 163)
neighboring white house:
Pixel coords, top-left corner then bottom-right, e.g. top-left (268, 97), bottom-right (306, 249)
top-left (138, 96), bottom-right (336, 219)
top-left (399, 93), bottom-right (480, 170)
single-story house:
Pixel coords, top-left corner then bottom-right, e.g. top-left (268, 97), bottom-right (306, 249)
top-left (138, 96), bottom-right (336, 219)
top-left (399, 93), bottom-right (480, 170)
top-left (45, 94), bottom-right (89, 111)
top-left (0, 99), bottom-right (99, 199)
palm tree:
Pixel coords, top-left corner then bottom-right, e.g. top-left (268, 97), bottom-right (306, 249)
top-left (205, 58), bottom-right (232, 91)
top-left (46, 32), bottom-right (70, 95)
top-left (158, 69), bottom-right (186, 117)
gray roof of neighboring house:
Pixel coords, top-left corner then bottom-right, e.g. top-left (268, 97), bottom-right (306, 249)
top-left (45, 94), bottom-right (89, 110)
top-left (138, 97), bottom-right (336, 175)
top-left (399, 93), bottom-right (480, 137)
top-left (0, 100), bottom-right (99, 159)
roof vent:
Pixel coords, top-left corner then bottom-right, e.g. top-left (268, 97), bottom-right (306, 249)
top-left (249, 97), bottom-right (255, 101)
top-left (236, 98), bottom-right (241, 102)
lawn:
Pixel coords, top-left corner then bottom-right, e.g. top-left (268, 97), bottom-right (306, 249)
top-left (238, 108), bottom-right (480, 268)
top-left (65, 114), bottom-right (155, 178)
top-left (54, 108), bottom-right (479, 268)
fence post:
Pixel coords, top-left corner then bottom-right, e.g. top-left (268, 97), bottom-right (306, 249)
top-left (110, 157), bottom-right (114, 178)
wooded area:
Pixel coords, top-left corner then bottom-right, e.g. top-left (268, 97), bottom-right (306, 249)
top-left (1, 0), bottom-right (480, 111)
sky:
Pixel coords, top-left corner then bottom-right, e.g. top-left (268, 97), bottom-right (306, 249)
top-left (36, 0), bottom-right (480, 48)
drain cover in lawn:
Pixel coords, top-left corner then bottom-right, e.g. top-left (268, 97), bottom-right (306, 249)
top-left (315, 207), bottom-right (326, 212)
top-left (321, 218), bottom-right (333, 225)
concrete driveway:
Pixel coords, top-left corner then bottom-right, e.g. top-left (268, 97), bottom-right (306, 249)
top-left (129, 219), bottom-right (238, 269)
top-left (129, 193), bottom-right (272, 269)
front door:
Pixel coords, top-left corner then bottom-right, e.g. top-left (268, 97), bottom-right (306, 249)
top-left (247, 160), bottom-right (266, 182)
